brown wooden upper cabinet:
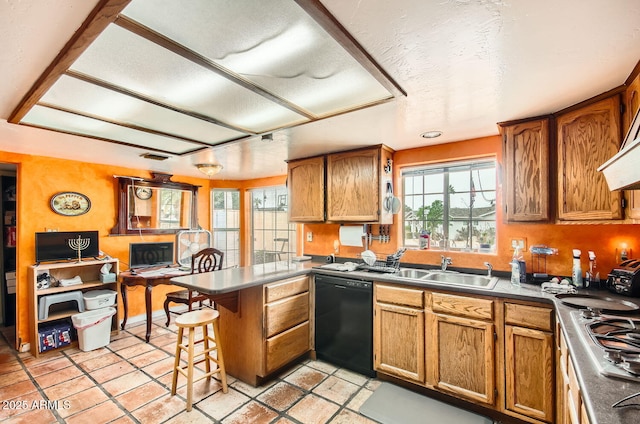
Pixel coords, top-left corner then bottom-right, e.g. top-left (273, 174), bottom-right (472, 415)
top-left (556, 95), bottom-right (623, 221)
top-left (287, 156), bottom-right (325, 222)
top-left (287, 145), bottom-right (394, 223)
top-left (500, 117), bottom-right (551, 222)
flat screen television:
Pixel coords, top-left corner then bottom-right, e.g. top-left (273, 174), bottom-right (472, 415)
top-left (35, 231), bottom-right (100, 263)
top-left (129, 242), bottom-right (175, 269)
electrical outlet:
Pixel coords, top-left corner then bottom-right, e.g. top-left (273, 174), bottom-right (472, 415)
top-left (511, 238), bottom-right (526, 250)
top-left (306, 232), bottom-right (313, 242)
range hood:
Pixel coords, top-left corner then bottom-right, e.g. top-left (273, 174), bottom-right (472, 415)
top-left (598, 106), bottom-right (640, 190)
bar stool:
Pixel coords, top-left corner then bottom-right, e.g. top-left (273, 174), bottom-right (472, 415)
top-left (171, 309), bottom-right (228, 411)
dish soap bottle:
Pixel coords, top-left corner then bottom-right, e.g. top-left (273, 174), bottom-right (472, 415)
top-left (510, 246), bottom-right (521, 287)
top-left (572, 249), bottom-right (583, 287)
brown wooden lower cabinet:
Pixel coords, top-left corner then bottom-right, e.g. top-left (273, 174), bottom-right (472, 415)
top-left (373, 284), bottom-right (558, 424)
top-left (373, 284), bottom-right (425, 383)
top-left (429, 312), bottom-right (495, 405)
top-left (505, 325), bottom-right (554, 422)
top-left (218, 275), bottom-right (311, 386)
top-left (557, 327), bottom-right (591, 424)
top-left (504, 302), bottom-right (555, 423)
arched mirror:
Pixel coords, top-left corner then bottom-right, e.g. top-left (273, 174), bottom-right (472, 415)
top-left (111, 173), bottom-right (199, 235)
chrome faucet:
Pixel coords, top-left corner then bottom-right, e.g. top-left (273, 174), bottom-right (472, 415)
top-left (441, 255), bottom-right (452, 271)
top-left (484, 262), bottom-right (493, 278)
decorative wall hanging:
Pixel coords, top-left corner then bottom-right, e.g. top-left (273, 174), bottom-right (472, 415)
top-left (50, 191), bottom-right (91, 216)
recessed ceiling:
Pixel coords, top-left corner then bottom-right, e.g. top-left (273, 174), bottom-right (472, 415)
top-left (9, 0), bottom-right (403, 158)
top-left (1, 0), bottom-right (639, 179)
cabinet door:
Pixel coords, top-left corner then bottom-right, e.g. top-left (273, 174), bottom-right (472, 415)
top-left (557, 96), bottom-right (623, 220)
top-left (502, 119), bottom-right (550, 221)
top-left (505, 325), bottom-right (555, 422)
top-left (287, 156), bottom-right (325, 222)
top-left (327, 148), bottom-right (379, 221)
top-left (429, 313), bottom-right (495, 405)
top-left (625, 73), bottom-right (640, 219)
top-left (374, 302), bottom-right (425, 383)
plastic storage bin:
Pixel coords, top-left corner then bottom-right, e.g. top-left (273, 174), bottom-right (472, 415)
top-left (83, 289), bottom-right (117, 310)
top-left (71, 307), bottom-right (116, 351)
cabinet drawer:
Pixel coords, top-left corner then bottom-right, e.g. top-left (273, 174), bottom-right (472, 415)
top-left (265, 276), bottom-right (309, 303)
top-left (375, 284), bottom-right (424, 308)
top-left (265, 321), bottom-right (310, 373)
top-left (505, 303), bottom-right (553, 331)
top-left (431, 292), bottom-right (493, 320)
top-left (265, 292), bottom-right (309, 338)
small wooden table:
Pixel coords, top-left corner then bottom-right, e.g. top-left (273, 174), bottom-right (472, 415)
top-left (119, 269), bottom-right (188, 342)
top-left (119, 269), bottom-right (239, 342)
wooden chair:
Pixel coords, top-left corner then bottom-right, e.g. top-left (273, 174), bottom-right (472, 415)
top-left (164, 248), bottom-right (224, 327)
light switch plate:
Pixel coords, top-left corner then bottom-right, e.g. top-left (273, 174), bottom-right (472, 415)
top-left (306, 232), bottom-right (313, 242)
top-left (511, 238), bottom-right (526, 250)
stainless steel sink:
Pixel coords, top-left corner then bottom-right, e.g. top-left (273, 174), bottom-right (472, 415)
top-left (394, 268), bottom-right (499, 290)
top-left (395, 268), bottom-right (432, 279)
top-left (423, 272), bottom-right (499, 289)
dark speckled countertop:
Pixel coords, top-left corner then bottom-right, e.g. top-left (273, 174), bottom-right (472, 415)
top-left (172, 262), bottom-right (640, 423)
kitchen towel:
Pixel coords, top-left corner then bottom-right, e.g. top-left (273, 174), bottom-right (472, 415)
top-left (339, 225), bottom-right (363, 247)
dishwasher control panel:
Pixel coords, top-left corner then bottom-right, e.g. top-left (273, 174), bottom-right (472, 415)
top-left (337, 280), bottom-right (371, 289)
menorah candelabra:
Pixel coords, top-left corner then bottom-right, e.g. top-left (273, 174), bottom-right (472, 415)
top-left (68, 235), bottom-right (90, 263)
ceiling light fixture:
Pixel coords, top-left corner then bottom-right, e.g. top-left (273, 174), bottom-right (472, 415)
top-left (195, 163), bottom-right (223, 177)
top-left (420, 130), bottom-right (443, 139)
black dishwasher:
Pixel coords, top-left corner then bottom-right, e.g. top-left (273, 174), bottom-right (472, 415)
top-left (314, 274), bottom-right (375, 377)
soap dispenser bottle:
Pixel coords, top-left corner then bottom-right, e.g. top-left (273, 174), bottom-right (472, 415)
top-left (510, 246), bottom-right (521, 287)
top-left (585, 251), bottom-right (597, 289)
top-left (572, 249), bottom-right (583, 287)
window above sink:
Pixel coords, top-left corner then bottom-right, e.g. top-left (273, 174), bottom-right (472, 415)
top-left (401, 158), bottom-right (497, 253)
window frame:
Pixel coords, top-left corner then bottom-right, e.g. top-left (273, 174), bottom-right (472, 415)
top-left (401, 158), bottom-right (497, 253)
top-left (249, 185), bottom-right (297, 264)
top-left (211, 189), bottom-right (241, 268)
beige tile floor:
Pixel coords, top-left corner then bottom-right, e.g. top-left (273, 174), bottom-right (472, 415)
top-left (0, 317), bottom-right (381, 424)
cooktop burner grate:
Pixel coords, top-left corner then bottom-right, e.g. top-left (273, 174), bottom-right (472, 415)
top-left (587, 318), bottom-right (640, 353)
top-left (570, 311), bottom-right (640, 381)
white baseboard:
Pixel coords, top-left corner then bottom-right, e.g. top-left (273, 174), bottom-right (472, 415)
top-left (119, 304), bottom-right (189, 326)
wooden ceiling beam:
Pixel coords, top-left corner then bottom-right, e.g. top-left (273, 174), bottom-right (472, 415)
top-left (8, 0), bottom-right (132, 123)
top-left (294, 0), bottom-right (406, 98)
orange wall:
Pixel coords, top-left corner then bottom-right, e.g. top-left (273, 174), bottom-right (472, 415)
top-left (4, 152), bottom-right (212, 349)
top-left (1, 151), bottom-right (285, 350)
top-left (4, 136), bottom-right (640, 350)
top-left (303, 136), bottom-right (640, 280)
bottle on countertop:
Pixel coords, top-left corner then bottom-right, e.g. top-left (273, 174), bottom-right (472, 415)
top-left (572, 249), bottom-right (583, 287)
top-left (510, 246), bottom-right (522, 287)
top-left (585, 251), bottom-right (597, 289)
top-left (419, 230), bottom-right (430, 250)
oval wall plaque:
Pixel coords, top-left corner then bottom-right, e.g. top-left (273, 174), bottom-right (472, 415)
top-left (50, 191), bottom-right (91, 216)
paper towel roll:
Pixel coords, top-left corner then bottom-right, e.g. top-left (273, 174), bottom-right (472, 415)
top-left (339, 226), bottom-right (363, 247)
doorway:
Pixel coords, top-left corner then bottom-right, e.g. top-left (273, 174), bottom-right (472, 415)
top-left (0, 163), bottom-right (17, 343)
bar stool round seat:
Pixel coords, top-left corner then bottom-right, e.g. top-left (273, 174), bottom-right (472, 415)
top-left (171, 309), bottom-right (228, 411)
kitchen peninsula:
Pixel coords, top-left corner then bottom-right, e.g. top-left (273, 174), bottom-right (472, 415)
top-left (171, 261), bottom-right (640, 424)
